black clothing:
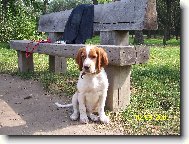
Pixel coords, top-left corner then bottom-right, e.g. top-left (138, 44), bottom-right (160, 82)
top-left (63, 4), bottom-right (94, 44)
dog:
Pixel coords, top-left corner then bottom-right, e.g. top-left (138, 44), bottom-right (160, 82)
top-left (55, 45), bottom-right (110, 124)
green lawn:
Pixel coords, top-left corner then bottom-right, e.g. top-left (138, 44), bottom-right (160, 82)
top-left (122, 46), bottom-right (180, 135)
top-left (0, 37), bottom-right (180, 135)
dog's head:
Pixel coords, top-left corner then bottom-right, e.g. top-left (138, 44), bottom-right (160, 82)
top-left (76, 45), bottom-right (108, 74)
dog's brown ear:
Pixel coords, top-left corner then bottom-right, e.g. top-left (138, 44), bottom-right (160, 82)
top-left (100, 48), bottom-right (109, 67)
top-left (76, 48), bottom-right (85, 71)
top-left (95, 47), bottom-right (109, 73)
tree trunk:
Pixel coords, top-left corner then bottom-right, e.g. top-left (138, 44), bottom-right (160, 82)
top-left (166, 0), bottom-right (171, 40)
top-left (173, 3), bottom-right (180, 40)
top-left (1, 0), bottom-right (8, 15)
top-left (43, 0), bottom-right (48, 14)
top-left (163, 28), bottom-right (168, 45)
top-left (175, 24), bottom-right (180, 40)
top-left (92, 0), bottom-right (98, 5)
top-left (163, 0), bottom-right (172, 45)
top-left (147, 30), bottom-right (151, 39)
top-left (134, 30), bottom-right (144, 45)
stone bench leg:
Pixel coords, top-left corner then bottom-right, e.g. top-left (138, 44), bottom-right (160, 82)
top-left (17, 50), bottom-right (34, 72)
top-left (100, 31), bottom-right (131, 111)
top-left (49, 55), bottom-right (67, 74)
top-left (48, 32), bottom-right (67, 74)
top-left (105, 65), bottom-right (131, 111)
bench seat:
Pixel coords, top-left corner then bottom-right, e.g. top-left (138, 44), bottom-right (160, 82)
top-left (10, 40), bottom-right (149, 66)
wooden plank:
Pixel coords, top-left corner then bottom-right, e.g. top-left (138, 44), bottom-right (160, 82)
top-left (94, 0), bottom-right (135, 23)
top-left (10, 40), bottom-right (149, 66)
top-left (94, 22), bottom-right (144, 31)
top-left (39, 10), bottom-right (72, 32)
top-left (38, 0), bottom-right (157, 32)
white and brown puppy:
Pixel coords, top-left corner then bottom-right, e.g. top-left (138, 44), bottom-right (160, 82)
top-left (56, 45), bottom-right (110, 124)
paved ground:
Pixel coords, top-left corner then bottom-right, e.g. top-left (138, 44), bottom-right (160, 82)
top-left (0, 74), bottom-right (125, 135)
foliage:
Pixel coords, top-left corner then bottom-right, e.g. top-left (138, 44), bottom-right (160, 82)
top-left (48, 0), bottom-right (92, 12)
top-left (0, 0), bottom-right (43, 42)
top-left (97, 0), bottom-right (113, 4)
top-left (48, 0), bottom-right (116, 13)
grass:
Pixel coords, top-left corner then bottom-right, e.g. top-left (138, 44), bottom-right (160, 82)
top-left (0, 36), bottom-right (180, 135)
top-left (122, 47), bottom-right (180, 135)
top-left (86, 35), bottom-right (180, 47)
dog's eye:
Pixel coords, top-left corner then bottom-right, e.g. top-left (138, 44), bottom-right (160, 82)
top-left (92, 56), bottom-right (96, 59)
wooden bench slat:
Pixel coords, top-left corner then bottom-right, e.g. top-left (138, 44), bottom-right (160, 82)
top-left (38, 0), bottom-right (157, 32)
top-left (94, 0), bottom-right (135, 23)
top-left (94, 22), bottom-right (144, 31)
top-left (10, 40), bottom-right (149, 66)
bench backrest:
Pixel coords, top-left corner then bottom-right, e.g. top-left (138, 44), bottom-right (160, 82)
top-left (38, 0), bottom-right (158, 33)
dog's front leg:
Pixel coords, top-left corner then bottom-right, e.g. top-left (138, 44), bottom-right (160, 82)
top-left (98, 91), bottom-right (110, 124)
top-left (70, 93), bottom-right (79, 121)
top-left (78, 93), bottom-right (89, 124)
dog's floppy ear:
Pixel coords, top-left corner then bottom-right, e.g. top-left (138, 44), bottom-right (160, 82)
top-left (76, 47), bottom-right (85, 71)
top-left (95, 47), bottom-right (109, 73)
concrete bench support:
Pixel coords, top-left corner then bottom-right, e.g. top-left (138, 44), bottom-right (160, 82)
top-left (101, 31), bottom-right (130, 111)
top-left (17, 50), bottom-right (34, 72)
top-left (48, 33), bottom-right (67, 74)
top-left (105, 65), bottom-right (131, 111)
top-left (49, 55), bottom-right (67, 73)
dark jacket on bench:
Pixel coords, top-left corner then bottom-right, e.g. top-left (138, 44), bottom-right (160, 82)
top-left (63, 4), bottom-right (94, 44)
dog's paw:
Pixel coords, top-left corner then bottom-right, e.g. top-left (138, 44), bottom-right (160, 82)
top-left (80, 115), bottom-right (89, 124)
top-left (100, 115), bottom-right (110, 124)
top-left (89, 114), bottom-right (99, 122)
top-left (70, 113), bottom-right (79, 121)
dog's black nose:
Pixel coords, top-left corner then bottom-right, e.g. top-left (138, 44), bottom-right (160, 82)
top-left (84, 66), bottom-right (89, 70)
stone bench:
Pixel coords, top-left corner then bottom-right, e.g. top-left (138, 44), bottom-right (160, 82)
top-left (10, 0), bottom-right (158, 111)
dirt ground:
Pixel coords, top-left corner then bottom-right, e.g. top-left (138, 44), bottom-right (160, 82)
top-left (0, 74), bottom-right (125, 135)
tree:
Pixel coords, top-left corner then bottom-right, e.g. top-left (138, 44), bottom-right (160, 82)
top-left (157, 0), bottom-right (180, 44)
top-left (92, 0), bottom-right (98, 5)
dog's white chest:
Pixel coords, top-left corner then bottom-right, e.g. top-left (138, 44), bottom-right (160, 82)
top-left (77, 74), bottom-right (103, 93)
top-left (85, 91), bottom-right (101, 112)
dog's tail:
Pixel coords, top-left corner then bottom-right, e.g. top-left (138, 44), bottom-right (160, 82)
top-left (55, 102), bottom-right (73, 108)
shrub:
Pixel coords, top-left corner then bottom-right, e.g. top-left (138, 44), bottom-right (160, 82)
top-left (48, 0), bottom-right (92, 12)
top-left (0, 0), bottom-right (41, 42)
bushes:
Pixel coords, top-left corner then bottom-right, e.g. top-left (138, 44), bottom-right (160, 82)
top-left (48, 0), bottom-right (116, 13)
top-left (0, 0), bottom-right (41, 42)
top-left (48, 0), bottom-right (92, 13)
